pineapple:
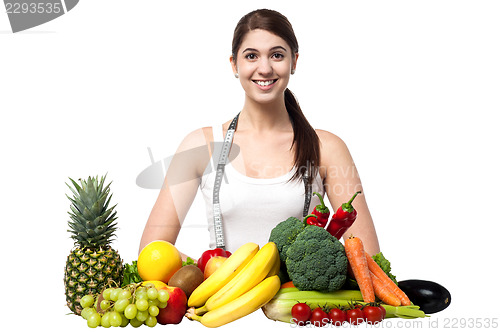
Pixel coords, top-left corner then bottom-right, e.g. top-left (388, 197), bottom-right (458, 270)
top-left (64, 175), bottom-right (123, 315)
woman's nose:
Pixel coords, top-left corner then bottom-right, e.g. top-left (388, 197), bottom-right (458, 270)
top-left (257, 58), bottom-right (273, 76)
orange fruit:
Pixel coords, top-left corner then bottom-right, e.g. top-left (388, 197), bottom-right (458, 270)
top-left (137, 240), bottom-right (182, 283)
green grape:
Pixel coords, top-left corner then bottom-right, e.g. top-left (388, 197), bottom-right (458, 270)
top-left (80, 294), bottom-right (95, 308)
top-left (81, 307), bottom-right (96, 320)
top-left (109, 311), bottom-right (122, 327)
top-left (148, 305), bottom-right (159, 317)
top-left (99, 299), bottom-right (111, 311)
top-left (120, 314), bottom-right (129, 327)
top-left (101, 312), bottom-right (111, 328)
top-left (110, 288), bottom-right (121, 302)
top-left (136, 310), bottom-right (149, 322)
top-left (129, 318), bottom-right (143, 328)
top-left (158, 301), bottom-right (167, 309)
top-left (87, 312), bottom-right (101, 328)
top-left (124, 303), bottom-right (138, 320)
top-left (157, 289), bottom-right (169, 303)
top-left (102, 288), bottom-right (113, 301)
top-left (136, 299), bottom-right (148, 312)
top-left (119, 289), bottom-right (132, 300)
top-left (148, 299), bottom-right (159, 307)
top-left (147, 288), bottom-right (158, 300)
top-left (114, 298), bottom-right (129, 313)
top-left (135, 290), bottom-right (148, 301)
top-left (145, 315), bottom-right (157, 327)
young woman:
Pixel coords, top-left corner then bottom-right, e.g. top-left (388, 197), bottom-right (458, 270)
top-left (139, 9), bottom-right (380, 257)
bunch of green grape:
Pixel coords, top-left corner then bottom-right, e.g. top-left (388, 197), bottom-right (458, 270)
top-left (79, 282), bottom-right (169, 328)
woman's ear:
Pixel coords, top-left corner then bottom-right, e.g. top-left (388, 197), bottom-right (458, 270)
top-left (229, 55), bottom-right (238, 77)
top-left (292, 52), bottom-right (299, 74)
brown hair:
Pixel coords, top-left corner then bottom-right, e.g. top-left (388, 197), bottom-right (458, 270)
top-left (231, 9), bottom-right (320, 184)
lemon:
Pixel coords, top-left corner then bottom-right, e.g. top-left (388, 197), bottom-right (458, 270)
top-left (138, 240), bottom-right (182, 283)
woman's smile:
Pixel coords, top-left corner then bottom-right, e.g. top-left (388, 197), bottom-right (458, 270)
top-left (252, 79), bottom-right (278, 90)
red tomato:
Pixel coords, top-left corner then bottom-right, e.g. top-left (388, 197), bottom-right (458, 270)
top-left (347, 308), bottom-right (365, 325)
top-left (329, 308), bottom-right (347, 326)
top-left (362, 306), bottom-right (384, 325)
top-left (379, 305), bottom-right (386, 319)
top-left (310, 307), bottom-right (329, 327)
top-left (291, 303), bottom-right (311, 326)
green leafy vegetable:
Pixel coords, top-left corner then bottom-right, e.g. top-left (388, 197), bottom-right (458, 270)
top-left (121, 261), bottom-right (142, 287)
top-left (182, 257), bottom-right (196, 267)
top-left (372, 252), bottom-right (398, 285)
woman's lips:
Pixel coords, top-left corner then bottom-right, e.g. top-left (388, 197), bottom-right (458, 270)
top-left (252, 79), bottom-right (278, 90)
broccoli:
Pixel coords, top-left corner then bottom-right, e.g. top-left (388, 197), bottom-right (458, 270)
top-left (285, 226), bottom-right (348, 292)
top-left (268, 216), bottom-right (305, 264)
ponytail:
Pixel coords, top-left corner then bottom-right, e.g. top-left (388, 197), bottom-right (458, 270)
top-left (284, 88), bottom-right (320, 184)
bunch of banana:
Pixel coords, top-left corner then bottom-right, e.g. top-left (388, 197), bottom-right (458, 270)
top-left (185, 242), bottom-right (281, 328)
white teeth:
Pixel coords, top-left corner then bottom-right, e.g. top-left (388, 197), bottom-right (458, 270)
top-left (255, 80), bottom-right (275, 86)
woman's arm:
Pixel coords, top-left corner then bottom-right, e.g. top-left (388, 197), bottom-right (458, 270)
top-left (139, 128), bottom-right (212, 256)
top-left (317, 130), bottom-right (380, 256)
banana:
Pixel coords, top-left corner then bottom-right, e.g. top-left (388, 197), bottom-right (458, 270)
top-left (266, 247), bottom-right (281, 278)
top-left (187, 275), bottom-right (281, 328)
top-left (188, 242), bottom-right (259, 307)
top-left (195, 241), bottom-right (279, 315)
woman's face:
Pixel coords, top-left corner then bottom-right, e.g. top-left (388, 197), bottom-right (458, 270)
top-left (231, 29), bottom-right (298, 105)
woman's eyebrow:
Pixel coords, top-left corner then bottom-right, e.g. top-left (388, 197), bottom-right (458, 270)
top-left (242, 46), bottom-right (288, 53)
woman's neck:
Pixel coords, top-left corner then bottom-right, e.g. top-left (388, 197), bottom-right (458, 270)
top-left (238, 95), bottom-right (291, 133)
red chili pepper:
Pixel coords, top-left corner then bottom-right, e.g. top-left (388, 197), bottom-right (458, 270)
top-left (197, 248), bottom-right (232, 273)
top-left (326, 191), bottom-right (362, 239)
top-left (306, 192), bottom-right (330, 228)
top-left (303, 213), bottom-right (319, 226)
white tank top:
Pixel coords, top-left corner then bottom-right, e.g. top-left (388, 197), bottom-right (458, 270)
top-left (200, 124), bottom-right (324, 252)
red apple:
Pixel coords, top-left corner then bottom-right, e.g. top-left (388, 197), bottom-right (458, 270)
top-left (204, 256), bottom-right (227, 279)
top-left (156, 285), bottom-right (187, 325)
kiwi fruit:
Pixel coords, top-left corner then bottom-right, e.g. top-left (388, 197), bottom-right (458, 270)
top-left (168, 265), bottom-right (204, 298)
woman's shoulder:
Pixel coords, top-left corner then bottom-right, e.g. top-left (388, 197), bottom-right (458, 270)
top-left (315, 129), bottom-right (348, 150)
top-left (314, 129), bottom-right (352, 166)
top-left (176, 127), bottom-right (214, 150)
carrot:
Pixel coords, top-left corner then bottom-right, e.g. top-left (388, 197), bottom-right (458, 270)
top-left (280, 281), bottom-right (295, 289)
top-left (370, 271), bottom-right (401, 306)
top-left (344, 236), bottom-right (375, 303)
top-left (365, 252), bottom-right (411, 306)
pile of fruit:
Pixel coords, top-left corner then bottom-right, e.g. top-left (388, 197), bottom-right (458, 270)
top-left (63, 176), bottom-right (451, 328)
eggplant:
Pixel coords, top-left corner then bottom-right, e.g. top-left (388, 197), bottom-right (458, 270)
top-left (398, 279), bottom-right (451, 314)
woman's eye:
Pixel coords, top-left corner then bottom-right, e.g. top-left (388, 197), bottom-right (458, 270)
top-left (272, 53), bottom-right (284, 60)
top-left (245, 53), bottom-right (257, 60)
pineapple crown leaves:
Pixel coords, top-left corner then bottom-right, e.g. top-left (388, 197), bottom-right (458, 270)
top-left (66, 174), bottom-right (118, 248)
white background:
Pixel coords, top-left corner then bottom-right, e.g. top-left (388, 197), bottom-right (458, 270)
top-left (1, 0), bottom-right (499, 330)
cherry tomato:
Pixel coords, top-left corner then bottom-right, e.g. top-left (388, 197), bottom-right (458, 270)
top-left (310, 307), bottom-right (329, 327)
top-left (329, 308), bottom-right (347, 326)
top-left (379, 305), bottom-right (386, 319)
top-left (347, 308), bottom-right (365, 325)
top-left (362, 306), bottom-right (384, 325)
top-left (291, 303), bottom-right (311, 326)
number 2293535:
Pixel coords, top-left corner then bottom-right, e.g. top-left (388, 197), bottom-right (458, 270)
top-left (5, 2), bottom-right (63, 14)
